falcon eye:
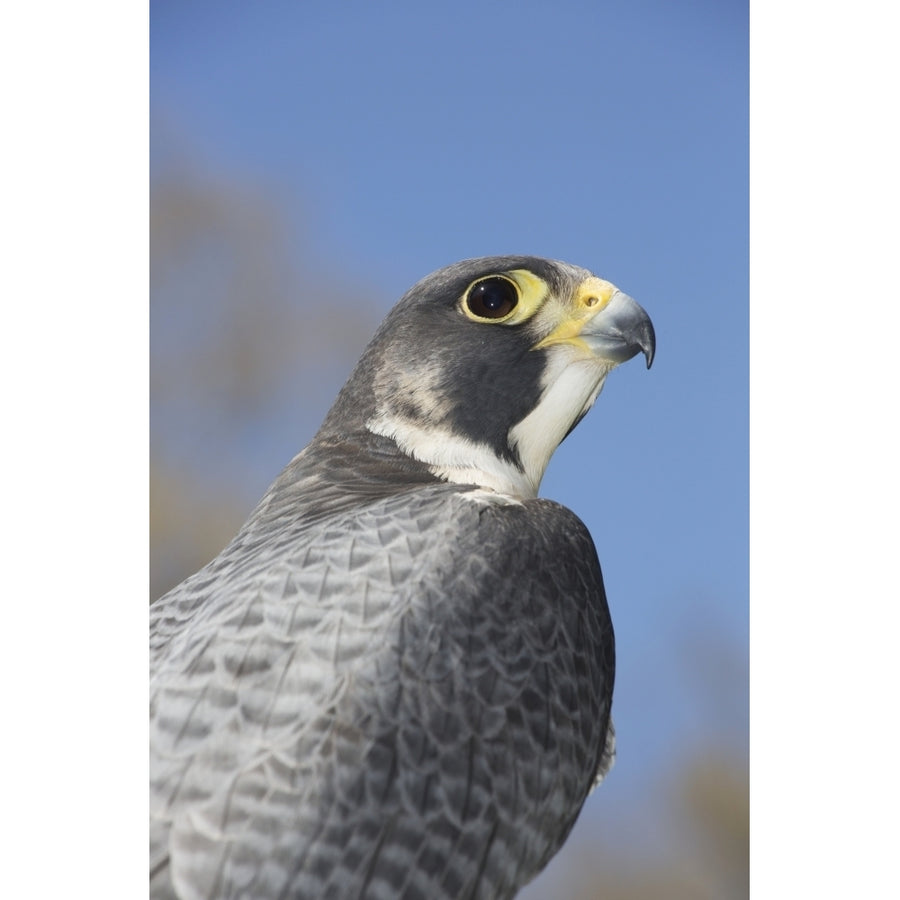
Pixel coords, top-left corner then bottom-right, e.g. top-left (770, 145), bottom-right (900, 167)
top-left (465, 277), bottom-right (519, 321)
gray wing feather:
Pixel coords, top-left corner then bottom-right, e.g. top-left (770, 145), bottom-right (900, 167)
top-left (150, 485), bottom-right (613, 900)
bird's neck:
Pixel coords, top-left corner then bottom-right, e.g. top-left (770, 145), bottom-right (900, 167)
top-left (364, 411), bottom-right (539, 499)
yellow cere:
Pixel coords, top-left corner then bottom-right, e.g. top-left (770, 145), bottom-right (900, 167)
top-left (575, 276), bottom-right (616, 312)
top-left (533, 276), bottom-right (618, 352)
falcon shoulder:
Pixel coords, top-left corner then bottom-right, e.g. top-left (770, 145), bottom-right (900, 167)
top-left (150, 483), bottom-right (614, 900)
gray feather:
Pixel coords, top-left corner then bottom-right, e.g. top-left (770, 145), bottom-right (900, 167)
top-left (151, 479), bottom-right (613, 900)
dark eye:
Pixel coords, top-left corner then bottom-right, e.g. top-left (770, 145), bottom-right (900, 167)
top-left (466, 277), bottom-right (518, 320)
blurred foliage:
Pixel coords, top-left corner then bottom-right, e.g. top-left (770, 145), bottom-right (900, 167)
top-left (523, 752), bottom-right (747, 900)
top-left (149, 143), bottom-right (747, 897)
top-left (150, 152), bottom-right (379, 599)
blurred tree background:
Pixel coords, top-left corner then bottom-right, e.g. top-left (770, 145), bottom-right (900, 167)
top-left (150, 139), bottom-right (380, 600)
top-left (150, 137), bottom-right (748, 898)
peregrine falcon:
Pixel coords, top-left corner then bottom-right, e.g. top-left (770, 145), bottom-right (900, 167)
top-left (150, 256), bottom-right (655, 900)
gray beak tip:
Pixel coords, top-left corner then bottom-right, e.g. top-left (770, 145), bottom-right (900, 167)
top-left (633, 315), bottom-right (656, 370)
top-left (642, 323), bottom-right (656, 369)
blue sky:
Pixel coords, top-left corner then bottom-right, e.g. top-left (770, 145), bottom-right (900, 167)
top-left (151, 0), bottom-right (748, 890)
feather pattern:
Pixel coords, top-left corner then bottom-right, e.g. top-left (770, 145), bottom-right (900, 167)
top-left (151, 470), bottom-right (613, 900)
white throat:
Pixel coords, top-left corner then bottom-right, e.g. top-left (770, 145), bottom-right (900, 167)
top-left (366, 412), bottom-right (535, 498)
top-left (509, 352), bottom-right (610, 493)
top-left (366, 348), bottom-right (610, 500)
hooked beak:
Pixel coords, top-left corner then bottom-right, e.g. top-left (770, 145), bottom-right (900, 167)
top-left (580, 289), bottom-right (656, 369)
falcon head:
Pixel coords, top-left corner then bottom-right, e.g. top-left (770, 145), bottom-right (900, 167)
top-left (317, 256), bottom-right (655, 498)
